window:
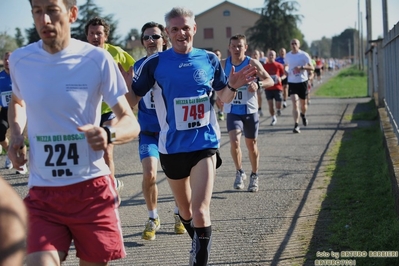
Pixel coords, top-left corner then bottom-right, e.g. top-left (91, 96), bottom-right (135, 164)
top-left (204, 28), bottom-right (214, 39)
top-left (226, 27), bottom-right (232, 38)
top-left (223, 10), bottom-right (230, 16)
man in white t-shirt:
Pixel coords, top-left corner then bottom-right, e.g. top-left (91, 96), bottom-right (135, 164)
top-left (7, 0), bottom-right (140, 265)
top-left (285, 39), bottom-right (314, 133)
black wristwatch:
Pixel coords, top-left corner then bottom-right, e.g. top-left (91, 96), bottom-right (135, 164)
top-left (227, 83), bottom-right (237, 92)
top-left (102, 126), bottom-right (116, 144)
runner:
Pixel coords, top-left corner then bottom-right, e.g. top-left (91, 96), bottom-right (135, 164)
top-left (221, 34), bottom-right (273, 192)
top-left (8, 1), bottom-right (140, 265)
top-left (123, 7), bottom-right (257, 265)
top-left (133, 21), bottom-right (186, 241)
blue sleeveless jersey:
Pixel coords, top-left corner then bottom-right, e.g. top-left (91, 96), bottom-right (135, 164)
top-left (134, 57), bottom-right (160, 133)
top-left (223, 56), bottom-right (258, 115)
top-left (0, 70), bottom-right (12, 108)
top-left (133, 48), bottom-right (228, 154)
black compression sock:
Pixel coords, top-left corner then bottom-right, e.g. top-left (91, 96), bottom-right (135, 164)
top-left (190, 226), bottom-right (212, 266)
top-left (179, 214), bottom-right (194, 239)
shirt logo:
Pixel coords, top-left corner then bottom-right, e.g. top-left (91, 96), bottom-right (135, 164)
top-left (193, 69), bottom-right (207, 84)
top-left (179, 62), bottom-right (192, 68)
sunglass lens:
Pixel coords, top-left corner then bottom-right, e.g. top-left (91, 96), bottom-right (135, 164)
top-left (152, 35), bottom-right (161, 40)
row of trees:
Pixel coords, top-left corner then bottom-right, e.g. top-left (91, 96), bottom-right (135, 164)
top-left (1, 0), bottom-right (359, 62)
top-left (246, 0), bottom-right (361, 59)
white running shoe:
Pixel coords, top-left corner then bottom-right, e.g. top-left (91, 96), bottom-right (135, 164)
top-left (248, 173), bottom-right (259, 192)
top-left (5, 156), bottom-right (13, 169)
top-left (234, 170), bottom-right (247, 189)
top-left (16, 164), bottom-right (28, 175)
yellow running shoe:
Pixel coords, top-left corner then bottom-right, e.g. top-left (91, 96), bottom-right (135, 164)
top-left (174, 214), bottom-right (187, 234)
top-left (142, 217), bottom-right (160, 240)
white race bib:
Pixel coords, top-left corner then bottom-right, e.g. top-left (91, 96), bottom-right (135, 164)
top-left (32, 132), bottom-right (90, 179)
top-left (231, 85), bottom-right (249, 105)
top-left (143, 89), bottom-right (156, 110)
top-left (174, 95), bottom-right (210, 131)
top-left (271, 75), bottom-right (278, 84)
top-left (1, 91), bottom-right (12, 107)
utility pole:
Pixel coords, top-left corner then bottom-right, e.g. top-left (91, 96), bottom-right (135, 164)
top-left (365, 0), bottom-right (372, 97)
top-left (360, 11), bottom-right (364, 70)
top-left (382, 0), bottom-right (389, 37)
top-left (358, 0), bottom-right (361, 70)
top-left (348, 39), bottom-right (351, 60)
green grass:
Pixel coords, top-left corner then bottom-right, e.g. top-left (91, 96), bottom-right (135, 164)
top-left (314, 66), bottom-right (368, 98)
top-left (313, 68), bottom-right (399, 265)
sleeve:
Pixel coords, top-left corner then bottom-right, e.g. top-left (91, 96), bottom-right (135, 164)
top-left (132, 56), bottom-right (158, 97)
top-left (9, 55), bottom-right (22, 100)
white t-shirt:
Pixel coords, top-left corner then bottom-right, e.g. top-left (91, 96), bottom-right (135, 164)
top-left (10, 39), bottom-right (128, 187)
top-left (285, 50), bottom-right (312, 83)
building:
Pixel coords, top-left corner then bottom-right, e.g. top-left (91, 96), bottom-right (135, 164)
top-left (194, 1), bottom-right (261, 58)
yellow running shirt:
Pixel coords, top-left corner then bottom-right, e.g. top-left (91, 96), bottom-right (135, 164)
top-left (101, 43), bottom-right (135, 114)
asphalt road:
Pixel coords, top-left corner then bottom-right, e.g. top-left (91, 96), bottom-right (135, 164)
top-left (3, 71), bottom-right (372, 265)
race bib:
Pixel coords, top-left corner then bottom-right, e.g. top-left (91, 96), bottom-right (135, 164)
top-left (292, 68), bottom-right (301, 76)
top-left (231, 85), bottom-right (249, 105)
top-left (174, 95), bottom-right (210, 130)
top-left (143, 89), bottom-right (156, 109)
top-left (33, 132), bottom-right (90, 179)
top-left (271, 75), bottom-right (278, 84)
top-left (1, 91), bottom-right (12, 107)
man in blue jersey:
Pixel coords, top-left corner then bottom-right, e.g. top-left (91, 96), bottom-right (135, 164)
top-left (0, 51), bottom-right (27, 174)
top-left (123, 7), bottom-right (257, 266)
top-left (221, 34), bottom-right (274, 193)
top-left (131, 21), bottom-right (186, 241)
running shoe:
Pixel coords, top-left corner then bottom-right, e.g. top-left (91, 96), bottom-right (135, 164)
top-left (258, 109), bottom-right (264, 117)
top-left (114, 179), bottom-right (124, 206)
top-left (283, 101), bottom-right (287, 108)
top-left (174, 214), bottom-right (187, 234)
top-left (293, 125), bottom-right (301, 133)
top-left (276, 110), bottom-right (281, 116)
top-left (234, 170), bottom-right (247, 190)
top-left (142, 217), bottom-right (161, 241)
top-left (5, 156), bottom-right (13, 169)
top-left (302, 116), bottom-right (308, 126)
top-left (115, 179), bottom-right (124, 192)
top-left (270, 118), bottom-right (277, 126)
top-left (16, 164), bottom-right (28, 175)
top-left (248, 173), bottom-right (259, 192)
top-left (218, 112), bottom-right (224, 121)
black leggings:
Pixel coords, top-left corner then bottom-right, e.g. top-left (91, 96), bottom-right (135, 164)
top-left (0, 108), bottom-right (9, 142)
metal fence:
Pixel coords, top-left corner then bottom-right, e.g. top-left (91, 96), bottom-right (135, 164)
top-left (369, 21), bottom-right (399, 143)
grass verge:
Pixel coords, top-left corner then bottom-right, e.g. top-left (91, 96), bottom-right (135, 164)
top-left (314, 66), bottom-right (368, 98)
top-left (307, 66), bottom-right (399, 265)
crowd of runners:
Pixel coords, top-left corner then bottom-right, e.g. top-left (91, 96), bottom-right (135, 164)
top-left (0, 0), bottom-right (350, 265)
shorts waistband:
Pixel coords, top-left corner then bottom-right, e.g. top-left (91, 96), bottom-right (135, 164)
top-left (141, 131), bottom-right (159, 136)
top-left (30, 176), bottom-right (110, 191)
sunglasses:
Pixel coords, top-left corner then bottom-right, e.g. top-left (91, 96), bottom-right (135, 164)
top-left (291, 43), bottom-right (298, 45)
top-left (143, 34), bottom-right (162, 41)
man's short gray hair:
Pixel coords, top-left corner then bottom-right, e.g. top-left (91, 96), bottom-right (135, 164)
top-left (164, 7), bottom-right (195, 27)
